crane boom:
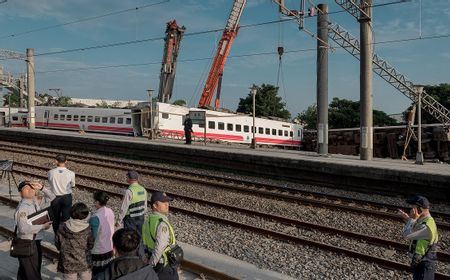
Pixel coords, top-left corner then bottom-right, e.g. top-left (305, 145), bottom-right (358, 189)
top-left (198, 0), bottom-right (246, 109)
top-left (157, 20), bottom-right (186, 103)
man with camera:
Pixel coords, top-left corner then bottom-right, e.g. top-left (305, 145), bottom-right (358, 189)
top-left (14, 181), bottom-right (54, 280)
top-left (398, 195), bottom-right (439, 280)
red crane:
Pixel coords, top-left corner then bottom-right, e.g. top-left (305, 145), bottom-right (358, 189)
top-left (158, 20), bottom-right (186, 103)
top-left (197, 0), bottom-right (246, 109)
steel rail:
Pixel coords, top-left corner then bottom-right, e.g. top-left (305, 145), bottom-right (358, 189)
top-left (1, 144), bottom-right (449, 222)
top-left (6, 151), bottom-right (450, 232)
top-left (0, 196), bottom-right (239, 280)
top-left (8, 166), bottom-right (450, 273)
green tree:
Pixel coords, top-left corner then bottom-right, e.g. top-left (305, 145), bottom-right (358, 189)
top-left (298, 104), bottom-right (317, 129)
top-left (236, 84), bottom-right (291, 119)
top-left (172, 99), bottom-right (186, 106)
top-left (406, 83), bottom-right (450, 124)
top-left (55, 96), bottom-right (72, 107)
top-left (2, 90), bottom-right (20, 107)
top-left (96, 100), bottom-right (109, 108)
top-left (298, 97), bottom-right (397, 129)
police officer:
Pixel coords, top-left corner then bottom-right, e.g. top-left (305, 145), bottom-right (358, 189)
top-left (398, 195), bottom-right (439, 280)
top-left (15, 181), bottom-right (54, 280)
top-left (116, 170), bottom-right (147, 257)
top-left (142, 191), bottom-right (179, 280)
top-left (183, 115), bottom-right (193, 145)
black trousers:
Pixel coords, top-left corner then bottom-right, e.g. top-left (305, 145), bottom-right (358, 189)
top-left (157, 265), bottom-right (179, 280)
top-left (413, 261), bottom-right (436, 280)
top-left (184, 130), bottom-right (192, 144)
top-left (123, 215), bottom-right (145, 257)
top-left (17, 240), bottom-right (42, 280)
top-left (51, 194), bottom-right (72, 234)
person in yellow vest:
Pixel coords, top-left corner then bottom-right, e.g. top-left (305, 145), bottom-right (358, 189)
top-left (398, 195), bottom-right (438, 280)
top-left (116, 170), bottom-right (147, 257)
top-left (142, 191), bottom-right (179, 280)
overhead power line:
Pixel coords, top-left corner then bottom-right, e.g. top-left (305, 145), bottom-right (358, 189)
top-left (1, 0), bottom-right (408, 59)
top-left (0, 0), bottom-right (170, 39)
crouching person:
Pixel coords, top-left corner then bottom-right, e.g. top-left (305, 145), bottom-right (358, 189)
top-left (14, 181), bottom-right (54, 280)
top-left (56, 202), bottom-right (94, 280)
top-left (105, 228), bottom-right (158, 280)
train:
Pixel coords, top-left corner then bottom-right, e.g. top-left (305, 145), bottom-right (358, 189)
top-left (9, 102), bottom-right (303, 147)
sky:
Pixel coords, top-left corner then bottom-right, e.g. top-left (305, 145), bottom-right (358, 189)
top-left (0, 0), bottom-right (449, 117)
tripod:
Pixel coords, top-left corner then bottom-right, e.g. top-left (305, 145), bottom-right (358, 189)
top-left (0, 160), bottom-right (18, 200)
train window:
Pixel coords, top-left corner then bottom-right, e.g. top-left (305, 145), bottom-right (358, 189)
top-left (110, 117), bottom-right (115, 124)
top-left (218, 122), bottom-right (224, 130)
top-left (118, 118), bottom-right (124, 124)
top-left (208, 121), bottom-right (215, 129)
top-left (60, 115), bottom-right (65, 120)
top-left (227, 123), bottom-right (233, 131)
top-left (162, 113), bottom-right (169, 119)
top-left (272, 129), bottom-right (276, 135)
top-left (265, 128), bottom-right (270, 135)
top-left (199, 123), bottom-right (205, 128)
top-left (102, 117), bottom-right (108, 123)
top-left (67, 115), bottom-right (72, 121)
top-left (80, 116), bottom-right (86, 122)
top-left (87, 116), bottom-right (93, 122)
top-left (235, 124), bottom-right (241, 132)
top-left (298, 130), bottom-right (301, 137)
top-left (94, 116), bottom-right (100, 123)
top-left (126, 118), bottom-right (132, 125)
top-left (12, 116), bottom-right (18, 121)
top-left (54, 114), bottom-right (59, 120)
top-left (44, 111), bottom-right (48, 118)
top-left (244, 125), bottom-right (249, 132)
top-left (258, 127), bottom-right (263, 134)
top-left (73, 115), bottom-right (79, 121)
top-left (290, 131), bottom-right (293, 137)
top-left (278, 130), bottom-right (282, 136)
top-left (284, 130), bottom-right (288, 137)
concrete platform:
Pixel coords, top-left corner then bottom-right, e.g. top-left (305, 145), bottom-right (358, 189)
top-left (0, 183), bottom-right (294, 280)
top-left (0, 127), bottom-right (449, 200)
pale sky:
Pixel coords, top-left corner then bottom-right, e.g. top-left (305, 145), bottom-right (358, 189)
top-left (1, 0), bottom-right (449, 117)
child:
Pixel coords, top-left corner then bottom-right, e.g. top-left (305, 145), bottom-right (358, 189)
top-left (104, 228), bottom-right (158, 280)
top-left (90, 191), bottom-right (115, 279)
top-left (56, 202), bottom-right (94, 280)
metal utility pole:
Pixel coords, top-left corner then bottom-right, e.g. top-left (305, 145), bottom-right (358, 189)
top-left (147, 89), bottom-right (155, 139)
top-left (359, 0), bottom-right (373, 160)
top-left (26, 48), bottom-right (35, 129)
top-left (19, 75), bottom-right (25, 107)
top-left (415, 85), bottom-right (424, 165)
top-left (250, 86), bottom-right (257, 149)
top-left (317, 3), bottom-right (328, 155)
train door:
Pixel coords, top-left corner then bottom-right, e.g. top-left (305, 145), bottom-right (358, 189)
top-left (43, 110), bottom-right (50, 127)
top-left (131, 108), bottom-right (142, 136)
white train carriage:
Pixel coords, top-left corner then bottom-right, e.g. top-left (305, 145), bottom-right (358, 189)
top-left (134, 102), bottom-right (303, 147)
top-left (10, 106), bottom-right (134, 135)
top-left (9, 103), bottom-right (302, 147)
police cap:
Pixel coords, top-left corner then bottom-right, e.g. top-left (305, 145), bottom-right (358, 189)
top-left (405, 195), bottom-right (430, 209)
top-left (150, 191), bottom-right (173, 205)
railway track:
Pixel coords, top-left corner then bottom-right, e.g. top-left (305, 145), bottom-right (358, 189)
top-left (1, 143), bottom-right (450, 230)
top-left (0, 195), bottom-right (239, 280)
top-left (6, 162), bottom-right (450, 278)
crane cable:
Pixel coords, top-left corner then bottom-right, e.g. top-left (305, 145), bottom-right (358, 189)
top-left (276, 9), bottom-right (289, 111)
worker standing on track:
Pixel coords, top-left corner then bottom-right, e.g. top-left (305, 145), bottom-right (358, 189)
top-left (14, 181), bottom-right (54, 280)
top-left (48, 154), bottom-right (76, 235)
top-left (183, 115), bottom-right (193, 145)
top-left (398, 195), bottom-right (439, 280)
top-left (143, 191), bottom-right (180, 280)
top-left (116, 170), bottom-right (147, 257)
